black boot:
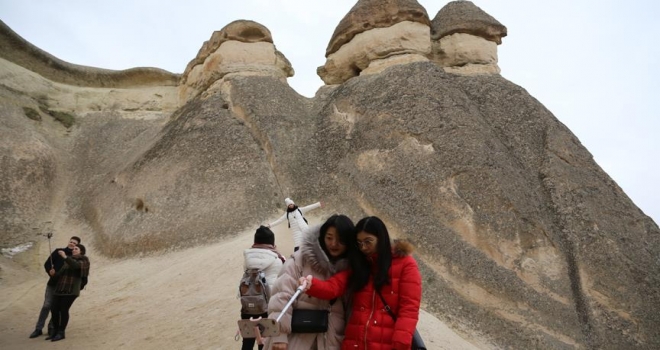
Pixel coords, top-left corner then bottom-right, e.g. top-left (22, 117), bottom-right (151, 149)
top-left (51, 331), bottom-right (65, 342)
top-left (29, 329), bottom-right (42, 338)
top-left (47, 320), bottom-right (55, 337)
top-left (45, 328), bottom-right (57, 341)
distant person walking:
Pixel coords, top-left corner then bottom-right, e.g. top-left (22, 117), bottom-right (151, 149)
top-left (47, 243), bottom-right (91, 342)
top-left (268, 198), bottom-right (323, 252)
top-left (29, 236), bottom-right (80, 339)
top-left (241, 226), bottom-right (285, 350)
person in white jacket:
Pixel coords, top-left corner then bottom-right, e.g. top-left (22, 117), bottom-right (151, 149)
top-left (241, 226), bottom-right (285, 350)
top-left (268, 198), bottom-right (323, 252)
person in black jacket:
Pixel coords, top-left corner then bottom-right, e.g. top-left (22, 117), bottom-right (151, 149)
top-left (28, 236), bottom-right (81, 339)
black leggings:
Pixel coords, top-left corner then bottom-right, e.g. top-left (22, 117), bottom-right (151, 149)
top-left (51, 295), bottom-right (78, 333)
top-left (241, 312), bottom-right (268, 350)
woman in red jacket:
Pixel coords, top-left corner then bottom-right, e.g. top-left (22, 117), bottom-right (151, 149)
top-left (300, 216), bottom-right (422, 350)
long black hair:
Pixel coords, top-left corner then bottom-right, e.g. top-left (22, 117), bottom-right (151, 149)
top-left (318, 214), bottom-right (354, 262)
top-left (347, 216), bottom-right (392, 293)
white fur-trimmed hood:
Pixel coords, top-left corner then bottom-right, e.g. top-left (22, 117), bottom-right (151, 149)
top-left (299, 224), bottom-right (349, 275)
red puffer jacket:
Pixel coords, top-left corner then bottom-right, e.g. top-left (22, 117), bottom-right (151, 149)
top-left (307, 240), bottom-right (421, 350)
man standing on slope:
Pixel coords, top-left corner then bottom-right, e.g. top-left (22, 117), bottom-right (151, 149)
top-left (268, 198), bottom-right (322, 253)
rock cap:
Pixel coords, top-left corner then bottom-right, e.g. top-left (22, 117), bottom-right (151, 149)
top-left (326, 0), bottom-right (431, 57)
top-left (183, 20), bottom-right (273, 80)
top-left (431, 1), bottom-right (507, 44)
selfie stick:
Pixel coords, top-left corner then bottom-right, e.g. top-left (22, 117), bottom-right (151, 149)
top-left (236, 279), bottom-right (308, 340)
top-left (276, 279), bottom-right (308, 323)
top-left (47, 232), bottom-right (54, 268)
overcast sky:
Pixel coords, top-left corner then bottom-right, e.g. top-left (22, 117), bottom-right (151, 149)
top-left (1, 0), bottom-right (658, 224)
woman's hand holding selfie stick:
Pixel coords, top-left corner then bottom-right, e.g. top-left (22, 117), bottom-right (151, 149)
top-left (298, 275), bottom-right (312, 292)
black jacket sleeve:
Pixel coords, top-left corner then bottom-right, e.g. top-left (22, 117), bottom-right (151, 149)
top-left (43, 251), bottom-right (57, 273)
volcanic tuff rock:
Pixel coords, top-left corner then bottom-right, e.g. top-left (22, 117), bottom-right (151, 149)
top-left (1, 2), bottom-right (659, 350)
top-left (0, 20), bottom-right (179, 249)
top-left (325, 0), bottom-right (431, 56)
top-left (431, 1), bottom-right (507, 44)
top-left (318, 0), bottom-right (432, 85)
top-left (431, 1), bottom-right (507, 75)
top-left (318, 21), bottom-right (431, 85)
top-left (0, 92), bottom-right (57, 247)
top-left (0, 21), bottom-right (179, 88)
top-left (179, 20), bottom-right (294, 105)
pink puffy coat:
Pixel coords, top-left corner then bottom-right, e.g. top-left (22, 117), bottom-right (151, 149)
top-left (265, 225), bottom-right (349, 350)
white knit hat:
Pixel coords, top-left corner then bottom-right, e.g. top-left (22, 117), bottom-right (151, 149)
top-left (285, 198), bottom-right (295, 206)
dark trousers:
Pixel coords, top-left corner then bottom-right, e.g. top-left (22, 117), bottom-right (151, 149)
top-left (51, 295), bottom-right (77, 334)
top-left (241, 312), bottom-right (268, 350)
top-left (35, 284), bottom-right (55, 332)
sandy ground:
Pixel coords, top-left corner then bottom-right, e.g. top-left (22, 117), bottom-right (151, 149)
top-left (0, 218), bottom-right (481, 350)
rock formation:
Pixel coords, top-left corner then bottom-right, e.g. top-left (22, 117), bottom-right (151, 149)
top-left (1, 2), bottom-right (659, 349)
top-left (179, 20), bottom-right (294, 104)
top-left (317, 0), bottom-right (432, 84)
top-left (0, 20), bottom-right (179, 250)
top-left (431, 1), bottom-right (507, 75)
top-left (0, 21), bottom-right (180, 88)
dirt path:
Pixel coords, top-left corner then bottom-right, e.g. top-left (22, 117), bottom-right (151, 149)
top-left (0, 219), bottom-right (481, 350)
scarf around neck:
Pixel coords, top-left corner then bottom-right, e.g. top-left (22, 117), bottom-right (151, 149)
top-left (251, 243), bottom-right (286, 263)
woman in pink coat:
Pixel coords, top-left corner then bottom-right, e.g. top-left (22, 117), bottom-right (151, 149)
top-left (265, 214), bottom-right (355, 350)
top-left (301, 216), bottom-right (422, 350)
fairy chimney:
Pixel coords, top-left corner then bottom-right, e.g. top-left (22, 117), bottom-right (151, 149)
top-left (431, 1), bottom-right (507, 75)
top-left (179, 20), bottom-right (294, 104)
top-left (318, 0), bottom-right (432, 85)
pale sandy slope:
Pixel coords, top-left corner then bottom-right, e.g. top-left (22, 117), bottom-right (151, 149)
top-left (0, 217), bottom-right (482, 350)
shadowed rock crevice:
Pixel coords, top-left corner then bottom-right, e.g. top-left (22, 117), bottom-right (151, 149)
top-left (539, 127), bottom-right (597, 348)
top-left (223, 79), bottom-right (285, 195)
